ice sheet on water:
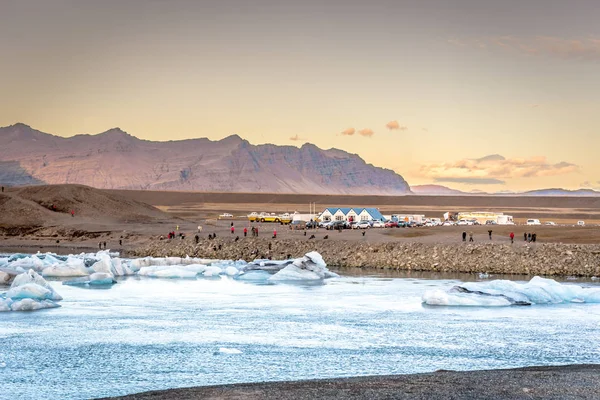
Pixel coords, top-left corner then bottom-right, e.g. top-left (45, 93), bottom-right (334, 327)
top-left (216, 347), bottom-right (242, 354)
top-left (422, 276), bottom-right (600, 306)
top-left (137, 264), bottom-right (208, 278)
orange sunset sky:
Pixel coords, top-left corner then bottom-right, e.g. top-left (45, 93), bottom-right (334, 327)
top-left (1, 0), bottom-right (599, 192)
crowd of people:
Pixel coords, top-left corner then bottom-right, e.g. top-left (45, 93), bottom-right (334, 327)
top-left (461, 230), bottom-right (537, 244)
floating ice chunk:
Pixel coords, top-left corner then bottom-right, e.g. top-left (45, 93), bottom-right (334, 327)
top-left (63, 272), bottom-right (116, 286)
top-left (423, 276), bottom-right (600, 306)
top-left (9, 298), bottom-right (60, 311)
top-left (1, 270), bottom-right (63, 312)
top-left (42, 257), bottom-right (89, 277)
top-left (269, 252), bottom-right (338, 282)
top-left (217, 347), bottom-right (242, 354)
top-left (422, 289), bottom-right (512, 307)
top-left (234, 270), bottom-right (271, 282)
top-left (0, 270), bottom-right (12, 285)
top-left (224, 266), bottom-right (239, 276)
top-left (202, 266), bottom-right (223, 277)
top-left (137, 264), bottom-right (206, 279)
top-left (10, 269), bottom-right (62, 301)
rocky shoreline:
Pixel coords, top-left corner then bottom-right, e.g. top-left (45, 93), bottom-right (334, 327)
top-left (100, 364), bottom-right (600, 400)
top-left (132, 238), bottom-right (600, 277)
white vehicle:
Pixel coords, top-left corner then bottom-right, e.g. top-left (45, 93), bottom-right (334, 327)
top-left (442, 221), bottom-right (455, 226)
top-left (526, 219), bottom-right (541, 225)
top-left (371, 220), bottom-right (385, 228)
top-left (577, 221), bottom-right (585, 226)
top-left (545, 221), bottom-right (557, 226)
top-left (356, 221), bottom-right (371, 229)
top-left (219, 213), bottom-right (234, 218)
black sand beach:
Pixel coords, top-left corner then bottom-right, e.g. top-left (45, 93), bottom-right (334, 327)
top-left (100, 364), bottom-right (600, 400)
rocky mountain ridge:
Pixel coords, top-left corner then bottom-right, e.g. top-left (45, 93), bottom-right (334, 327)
top-left (0, 123), bottom-right (411, 195)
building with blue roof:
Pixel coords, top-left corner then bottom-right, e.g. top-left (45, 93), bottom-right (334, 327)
top-left (318, 207), bottom-right (386, 223)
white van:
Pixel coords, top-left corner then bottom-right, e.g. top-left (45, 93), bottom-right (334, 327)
top-left (526, 219), bottom-right (541, 225)
top-left (577, 220), bottom-right (585, 226)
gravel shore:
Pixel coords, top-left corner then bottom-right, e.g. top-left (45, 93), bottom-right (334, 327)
top-left (100, 364), bottom-right (600, 400)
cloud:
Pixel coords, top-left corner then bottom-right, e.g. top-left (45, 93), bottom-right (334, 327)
top-left (341, 128), bottom-right (355, 136)
top-left (358, 128), bottom-right (374, 137)
top-left (434, 177), bottom-right (506, 185)
top-left (448, 36), bottom-right (600, 62)
top-left (385, 120), bottom-right (407, 131)
top-left (418, 154), bottom-right (579, 183)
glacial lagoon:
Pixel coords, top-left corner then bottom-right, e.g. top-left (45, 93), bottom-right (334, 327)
top-left (1, 251), bottom-right (600, 400)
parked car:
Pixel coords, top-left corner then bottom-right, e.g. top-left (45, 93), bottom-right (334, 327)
top-left (442, 221), bottom-right (455, 226)
top-left (385, 221), bottom-right (399, 228)
top-left (219, 213), bottom-right (233, 218)
top-left (290, 220), bottom-right (306, 230)
top-left (545, 221), bottom-right (557, 226)
top-left (485, 220), bottom-right (497, 225)
top-left (372, 220), bottom-right (385, 228)
top-left (577, 220), bottom-right (585, 226)
top-left (356, 221), bottom-right (371, 229)
top-left (526, 219), bottom-right (541, 225)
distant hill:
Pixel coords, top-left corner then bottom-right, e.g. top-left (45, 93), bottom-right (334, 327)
top-left (410, 185), bottom-right (466, 195)
top-left (0, 123), bottom-right (411, 195)
top-left (521, 188), bottom-right (600, 197)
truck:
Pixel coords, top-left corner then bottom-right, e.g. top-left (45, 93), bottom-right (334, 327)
top-left (247, 212), bottom-right (293, 224)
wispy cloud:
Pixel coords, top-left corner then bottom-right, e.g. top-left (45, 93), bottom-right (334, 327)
top-left (435, 177), bottom-right (505, 185)
top-left (418, 154), bottom-right (579, 184)
top-left (385, 120), bottom-right (407, 131)
top-left (341, 128), bottom-right (356, 136)
top-left (358, 128), bottom-right (374, 137)
top-left (448, 36), bottom-right (600, 62)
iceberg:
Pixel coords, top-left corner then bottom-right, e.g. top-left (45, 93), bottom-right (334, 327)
top-left (1, 269), bottom-right (62, 312)
top-left (63, 272), bottom-right (117, 286)
top-left (422, 276), bottom-right (600, 306)
top-left (269, 252), bottom-right (339, 282)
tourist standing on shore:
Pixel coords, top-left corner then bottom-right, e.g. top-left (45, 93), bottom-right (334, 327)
top-left (462, 231), bottom-right (467, 242)
top-left (527, 233), bottom-right (532, 242)
top-left (488, 230), bottom-right (493, 240)
top-left (231, 225), bottom-right (235, 234)
top-left (469, 232), bottom-right (474, 242)
top-left (244, 227), bottom-right (247, 237)
top-left (510, 232), bottom-right (514, 244)
top-left (273, 228), bottom-right (277, 239)
top-left (532, 233), bottom-right (537, 243)
top-left (524, 233), bottom-right (527, 241)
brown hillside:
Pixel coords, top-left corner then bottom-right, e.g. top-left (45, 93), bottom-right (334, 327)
top-left (1, 184), bottom-right (171, 231)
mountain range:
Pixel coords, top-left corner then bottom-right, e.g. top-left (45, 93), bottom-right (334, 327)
top-left (0, 123), bottom-right (410, 195)
top-left (411, 185), bottom-right (600, 197)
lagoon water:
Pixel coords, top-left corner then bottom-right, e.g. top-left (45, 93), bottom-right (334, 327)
top-left (2, 257), bottom-right (600, 400)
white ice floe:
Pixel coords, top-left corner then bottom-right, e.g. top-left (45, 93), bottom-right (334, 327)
top-left (422, 276), bottom-right (600, 306)
top-left (217, 347), bottom-right (242, 354)
top-left (1, 269), bottom-right (62, 312)
top-left (63, 272), bottom-right (117, 286)
top-left (269, 251), bottom-right (339, 282)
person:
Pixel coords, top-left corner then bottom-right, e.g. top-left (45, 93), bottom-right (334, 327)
top-left (524, 232), bottom-right (527, 242)
top-left (119, 239), bottom-right (122, 246)
top-left (469, 232), bottom-right (474, 242)
top-left (527, 233), bottom-right (532, 242)
top-left (231, 225), bottom-right (235, 234)
top-left (231, 222), bottom-right (234, 227)
top-left (488, 230), bottom-right (492, 240)
top-left (103, 241), bottom-right (107, 249)
top-left (70, 210), bottom-right (75, 217)
top-left (1, 186), bottom-right (4, 192)
top-left (197, 225), bottom-right (202, 232)
top-left (462, 231), bottom-right (467, 242)
top-left (509, 232), bottom-right (514, 244)
top-left (176, 225), bottom-right (179, 231)
top-left (194, 234), bottom-right (199, 244)
top-left (273, 228), bottom-right (277, 239)
top-left (304, 231), bottom-right (307, 236)
top-left (255, 226), bottom-right (259, 237)
top-left (244, 227), bottom-right (247, 237)
top-left (98, 242), bottom-right (102, 250)
top-left (532, 233), bottom-right (537, 243)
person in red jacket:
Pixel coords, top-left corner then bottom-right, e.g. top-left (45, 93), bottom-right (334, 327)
top-left (509, 232), bottom-right (515, 244)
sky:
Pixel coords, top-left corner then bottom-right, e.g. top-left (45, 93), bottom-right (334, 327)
top-left (1, 0), bottom-right (599, 192)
